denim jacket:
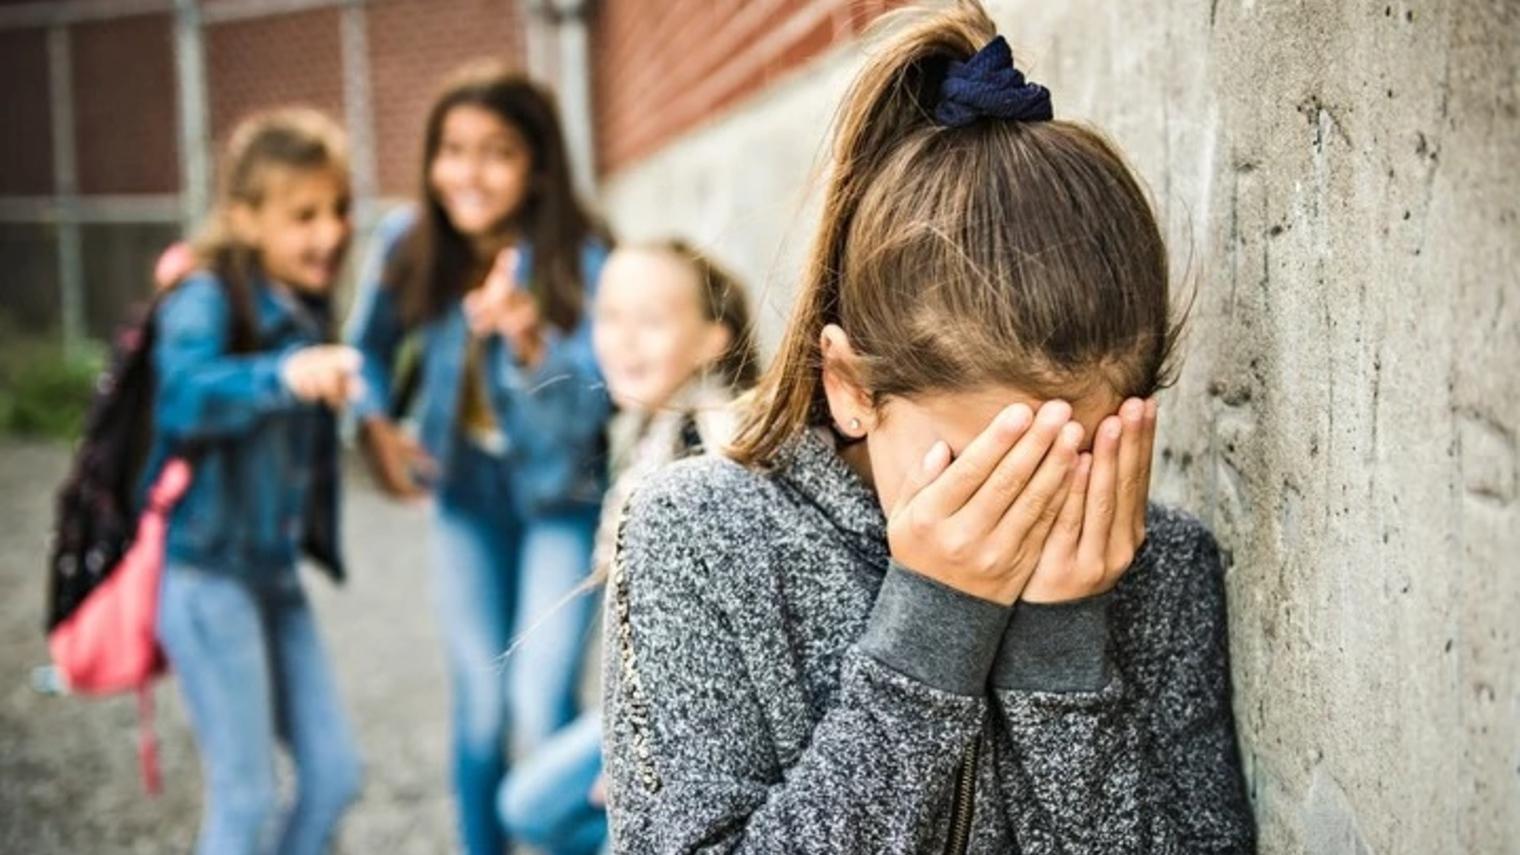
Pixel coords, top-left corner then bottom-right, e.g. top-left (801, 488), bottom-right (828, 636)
top-left (149, 272), bottom-right (343, 580)
top-left (345, 207), bottom-right (611, 516)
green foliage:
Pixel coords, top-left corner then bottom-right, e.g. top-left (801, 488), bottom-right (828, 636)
top-left (0, 325), bottom-right (105, 440)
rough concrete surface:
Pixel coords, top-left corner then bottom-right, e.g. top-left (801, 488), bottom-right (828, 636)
top-left (600, 2), bottom-right (1519, 851)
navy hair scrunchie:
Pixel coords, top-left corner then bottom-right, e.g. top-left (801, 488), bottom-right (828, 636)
top-left (935, 36), bottom-right (1053, 128)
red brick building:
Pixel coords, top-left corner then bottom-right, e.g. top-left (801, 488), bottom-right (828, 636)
top-left (0, 0), bottom-right (899, 340)
top-left (591, 0), bottom-right (901, 175)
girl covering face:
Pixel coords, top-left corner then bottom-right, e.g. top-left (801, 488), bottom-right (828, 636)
top-left (345, 61), bottom-right (613, 855)
top-left (601, 3), bottom-right (1255, 853)
top-left (151, 108), bottom-right (364, 855)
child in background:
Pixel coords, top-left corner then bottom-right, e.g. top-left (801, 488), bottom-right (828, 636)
top-left (497, 239), bottom-right (759, 855)
top-left (589, 240), bottom-right (759, 572)
top-left (345, 62), bottom-right (612, 855)
top-left (151, 109), bottom-right (363, 855)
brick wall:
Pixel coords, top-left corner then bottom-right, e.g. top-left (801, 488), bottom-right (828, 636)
top-left (205, 8), bottom-right (346, 160)
top-left (3, 0), bottom-right (898, 332)
top-left (0, 26), bottom-right (53, 195)
top-left (0, 25), bottom-right (57, 331)
top-left (3, 1), bottom-right (891, 203)
top-left (72, 13), bottom-right (179, 195)
top-left (368, 0), bottom-right (523, 196)
top-left (1, 1), bottom-right (524, 205)
top-left (590, 0), bottom-right (904, 176)
top-left (0, 1), bottom-right (522, 337)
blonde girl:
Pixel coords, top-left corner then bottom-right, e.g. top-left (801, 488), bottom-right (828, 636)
top-left (499, 239), bottom-right (759, 855)
top-left (152, 109), bottom-right (363, 855)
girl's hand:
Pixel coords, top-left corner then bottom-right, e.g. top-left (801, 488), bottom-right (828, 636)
top-left (463, 249), bottom-right (516, 337)
top-left (281, 345), bottom-right (363, 410)
top-left (497, 289), bottom-right (545, 368)
top-left (358, 417), bottom-right (435, 500)
top-left (1022, 397), bottom-right (1157, 603)
top-left (463, 248), bottom-right (545, 367)
top-left (887, 400), bottom-right (1084, 606)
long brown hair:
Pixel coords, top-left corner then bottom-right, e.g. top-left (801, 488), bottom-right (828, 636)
top-left (730, 1), bottom-right (1183, 466)
top-left (392, 61), bottom-right (609, 329)
top-left (187, 108), bottom-right (348, 351)
top-left (644, 238), bottom-right (761, 393)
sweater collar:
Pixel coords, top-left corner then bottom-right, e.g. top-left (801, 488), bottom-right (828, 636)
top-left (773, 427), bottom-right (890, 568)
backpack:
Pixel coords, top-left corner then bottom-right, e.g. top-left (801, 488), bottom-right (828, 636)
top-left (44, 297), bottom-right (183, 793)
top-left (44, 270), bottom-right (274, 633)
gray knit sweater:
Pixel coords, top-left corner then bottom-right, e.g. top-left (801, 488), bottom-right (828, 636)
top-left (602, 428), bottom-right (1255, 853)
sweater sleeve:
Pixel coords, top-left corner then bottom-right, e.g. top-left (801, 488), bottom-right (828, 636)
top-left (986, 519), bottom-right (1256, 853)
top-left (603, 486), bottom-right (1008, 854)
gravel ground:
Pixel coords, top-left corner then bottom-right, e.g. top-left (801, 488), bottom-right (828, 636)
top-left (0, 440), bottom-right (459, 853)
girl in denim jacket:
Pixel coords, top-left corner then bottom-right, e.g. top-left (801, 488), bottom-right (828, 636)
top-left (152, 109), bottom-right (363, 855)
top-left (345, 62), bottom-right (612, 855)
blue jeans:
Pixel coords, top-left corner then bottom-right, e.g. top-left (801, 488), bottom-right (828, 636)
top-left (157, 564), bottom-right (362, 855)
top-left (499, 712), bottom-right (607, 855)
top-left (433, 440), bottom-right (600, 855)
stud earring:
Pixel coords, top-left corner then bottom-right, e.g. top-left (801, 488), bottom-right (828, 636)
top-left (848, 417), bottom-right (862, 433)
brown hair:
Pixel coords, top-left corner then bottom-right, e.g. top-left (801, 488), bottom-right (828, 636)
top-left (391, 61), bottom-right (610, 329)
top-left (188, 107), bottom-right (349, 351)
top-left (729, 1), bottom-right (1182, 466)
top-left (640, 238), bottom-right (761, 393)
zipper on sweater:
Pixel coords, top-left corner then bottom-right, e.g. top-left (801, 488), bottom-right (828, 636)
top-left (943, 735), bottom-right (980, 855)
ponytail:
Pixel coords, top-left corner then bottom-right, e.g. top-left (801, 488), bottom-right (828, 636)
top-left (731, 0), bottom-right (1179, 467)
top-left (730, 4), bottom-right (996, 466)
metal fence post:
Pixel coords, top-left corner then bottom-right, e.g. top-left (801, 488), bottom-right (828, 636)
top-left (174, 0), bottom-right (210, 234)
top-left (47, 24), bottom-right (85, 353)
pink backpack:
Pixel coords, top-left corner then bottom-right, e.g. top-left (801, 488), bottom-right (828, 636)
top-left (47, 458), bottom-right (191, 794)
top-left (45, 282), bottom-right (227, 795)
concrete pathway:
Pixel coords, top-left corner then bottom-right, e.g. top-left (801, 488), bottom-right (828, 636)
top-left (0, 440), bottom-right (457, 853)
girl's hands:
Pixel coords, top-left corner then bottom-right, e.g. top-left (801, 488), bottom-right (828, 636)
top-left (463, 248), bottom-right (546, 367)
top-left (886, 396), bottom-right (1158, 606)
top-left (281, 345), bottom-right (364, 409)
top-left (887, 401), bottom-right (1084, 606)
top-left (1022, 397), bottom-right (1157, 603)
top-left (358, 417), bottom-right (435, 500)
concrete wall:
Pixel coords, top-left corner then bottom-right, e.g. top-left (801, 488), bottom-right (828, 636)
top-left (596, 2), bottom-right (1520, 851)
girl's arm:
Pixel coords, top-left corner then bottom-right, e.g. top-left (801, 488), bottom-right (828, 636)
top-left (604, 475), bottom-right (1007, 854)
top-left (343, 207), bottom-right (415, 423)
top-left (153, 274), bottom-right (300, 441)
top-left (987, 516), bottom-right (1255, 853)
